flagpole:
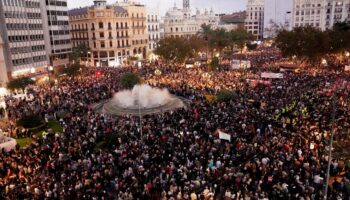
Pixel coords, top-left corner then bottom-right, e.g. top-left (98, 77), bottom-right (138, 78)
top-left (323, 90), bottom-right (337, 200)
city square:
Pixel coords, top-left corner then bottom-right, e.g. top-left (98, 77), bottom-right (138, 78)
top-left (0, 0), bottom-right (349, 199)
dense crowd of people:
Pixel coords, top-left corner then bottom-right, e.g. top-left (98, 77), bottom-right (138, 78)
top-left (0, 50), bottom-right (350, 199)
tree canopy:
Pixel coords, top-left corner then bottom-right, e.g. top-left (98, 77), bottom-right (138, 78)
top-left (54, 63), bottom-right (83, 78)
top-left (120, 73), bottom-right (141, 89)
top-left (155, 25), bottom-right (254, 64)
top-left (70, 44), bottom-right (90, 64)
top-left (275, 23), bottom-right (350, 65)
top-left (7, 77), bottom-right (35, 91)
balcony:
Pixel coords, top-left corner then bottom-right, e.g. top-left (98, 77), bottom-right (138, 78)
top-left (132, 17), bottom-right (146, 20)
top-left (132, 25), bottom-right (146, 29)
top-left (116, 26), bottom-right (129, 30)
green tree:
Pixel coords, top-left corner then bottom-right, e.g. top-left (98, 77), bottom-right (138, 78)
top-left (275, 26), bottom-right (330, 65)
top-left (17, 115), bottom-right (44, 129)
top-left (216, 90), bottom-right (238, 102)
top-left (70, 44), bottom-right (90, 64)
top-left (328, 22), bottom-right (350, 54)
top-left (7, 77), bottom-right (35, 92)
top-left (55, 63), bottom-right (83, 78)
top-left (120, 73), bottom-right (141, 89)
top-left (209, 57), bottom-right (219, 71)
top-left (229, 28), bottom-right (254, 53)
top-left (155, 37), bottom-right (192, 63)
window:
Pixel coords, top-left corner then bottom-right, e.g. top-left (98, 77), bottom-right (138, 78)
top-left (99, 22), bottom-right (103, 29)
top-left (100, 32), bottom-right (104, 38)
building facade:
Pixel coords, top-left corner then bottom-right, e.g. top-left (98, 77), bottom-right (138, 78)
top-left (323, 0), bottom-right (350, 29)
top-left (0, 37), bottom-right (7, 87)
top-left (0, 0), bottom-right (48, 79)
top-left (163, 0), bottom-right (219, 38)
top-left (291, 0), bottom-right (350, 30)
top-left (263, 0), bottom-right (293, 38)
top-left (245, 0), bottom-right (265, 40)
top-left (69, 0), bottom-right (148, 67)
top-left (292, 0), bottom-right (325, 29)
top-left (147, 11), bottom-right (160, 53)
top-left (40, 0), bottom-right (72, 68)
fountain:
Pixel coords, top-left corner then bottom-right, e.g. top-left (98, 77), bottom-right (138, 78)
top-left (93, 84), bottom-right (187, 116)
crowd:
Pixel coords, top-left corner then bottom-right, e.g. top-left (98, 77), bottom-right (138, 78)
top-left (0, 52), bottom-right (349, 199)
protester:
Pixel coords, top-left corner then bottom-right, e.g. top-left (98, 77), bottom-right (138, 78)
top-left (0, 50), bottom-right (349, 199)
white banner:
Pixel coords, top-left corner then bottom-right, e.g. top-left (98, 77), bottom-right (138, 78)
top-left (231, 60), bottom-right (251, 69)
top-left (345, 66), bottom-right (350, 72)
top-left (0, 136), bottom-right (16, 152)
top-left (218, 130), bottom-right (231, 142)
top-left (261, 72), bottom-right (284, 79)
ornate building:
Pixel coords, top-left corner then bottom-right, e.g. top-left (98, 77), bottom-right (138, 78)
top-left (69, 0), bottom-right (148, 67)
top-left (163, 0), bottom-right (219, 38)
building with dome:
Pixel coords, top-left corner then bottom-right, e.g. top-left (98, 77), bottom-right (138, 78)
top-left (163, 0), bottom-right (220, 38)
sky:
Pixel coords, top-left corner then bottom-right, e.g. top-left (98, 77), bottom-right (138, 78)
top-left (67, 0), bottom-right (247, 15)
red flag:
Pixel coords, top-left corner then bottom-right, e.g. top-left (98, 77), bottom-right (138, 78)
top-left (194, 108), bottom-right (199, 120)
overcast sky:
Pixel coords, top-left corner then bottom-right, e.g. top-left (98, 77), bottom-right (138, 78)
top-left (68, 0), bottom-right (247, 15)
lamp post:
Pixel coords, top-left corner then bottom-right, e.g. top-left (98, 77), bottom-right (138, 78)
top-left (324, 92), bottom-right (337, 200)
top-left (47, 66), bottom-right (53, 82)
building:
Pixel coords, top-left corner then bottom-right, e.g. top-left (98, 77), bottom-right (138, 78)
top-left (263, 0), bottom-right (293, 38)
top-left (292, 0), bottom-right (325, 29)
top-left (218, 11), bottom-right (246, 31)
top-left (69, 0), bottom-right (148, 67)
top-left (323, 0), bottom-right (350, 30)
top-left (0, 37), bottom-right (7, 87)
top-left (146, 11), bottom-right (160, 53)
top-left (0, 0), bottom-right (48, 80)
top-left (163, 0), bottom-right (220, 38)
top-left (40, 0), bottom-right (72, 68)
top-left (245, 0), bottom-right (265, 40)
top-left (291, 0), bottom-right (350, 30)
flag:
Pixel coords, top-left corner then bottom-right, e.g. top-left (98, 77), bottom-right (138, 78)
top-left (218, 130), bottom-right (231, 142)
top-left (194, 108), bottom-right (199, 120)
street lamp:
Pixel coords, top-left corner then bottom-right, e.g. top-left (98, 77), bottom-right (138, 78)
top-left (47, 66), bottom-right (54, 82)
top-left (30, 67), bottom-right (35, 74)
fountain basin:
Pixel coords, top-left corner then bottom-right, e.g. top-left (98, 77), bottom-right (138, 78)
top-left (92, 84), bottom-right (187, 116)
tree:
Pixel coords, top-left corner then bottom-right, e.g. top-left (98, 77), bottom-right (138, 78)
top-left (229, 28), bottom-right (254, 53)
top-left (328, 22), bottom-right (350, 54)
top-left (55, 63), bottom-right (83, 78)
top-left (209, 57), bottom-right (219, 71)
top-left (216, 90), bottom-right (238, 102)
top-left (155, 37), bottom-right (192, 63)
top-left (120, 73), bottom-right (141, 89)
top-left (17, 115), bottom-right (44, 129)
top-left (7, 77), bottom-right (35, 92)
top-left (70, 44), bottom-right (90, 64)
top-left (275, 26), bottom-right (330, 65)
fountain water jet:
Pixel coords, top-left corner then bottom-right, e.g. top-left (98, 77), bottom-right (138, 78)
top-left (93, 84), bottom-right (186, 116)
